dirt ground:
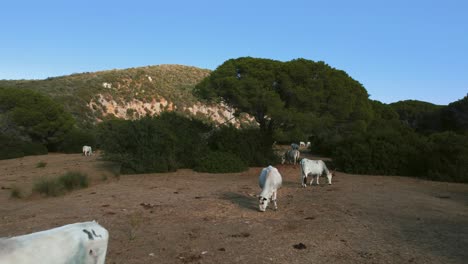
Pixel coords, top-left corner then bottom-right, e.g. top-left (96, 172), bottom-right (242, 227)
top-left (1, 152), bottom-right (467, 264)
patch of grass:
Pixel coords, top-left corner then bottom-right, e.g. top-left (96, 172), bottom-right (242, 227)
top-left (36, 161), bottom-right (47, 168)
top-left (33, 178), bottom-right (65, 197)
top-left (59, 171), bottom-right (89, 191)
top-left (33, 171), bottom-right (89, 197)
top-left (10, 186), bottom-right (22, 199)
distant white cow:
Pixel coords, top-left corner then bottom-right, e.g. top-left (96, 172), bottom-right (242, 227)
top-left (299, 141), bottom-right (306, 147)
top-left (306, 141), bottom-right (311, 148)
top-left (82, 145), bottom-right (92, 156)
top-left (300, 158), bottom-right (333, 187)
top-left (258, 165), bottom-right (283, 212)
top-left (291, 143), bottom-right (299, 150)
top-left (0, 221), bottom-right (109, 264)
top-left (282, 149), bottom-right (300, 165)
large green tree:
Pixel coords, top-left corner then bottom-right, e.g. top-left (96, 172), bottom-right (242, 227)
top-left (0, 87), bottom-right (75, 149)
top-left (194, 57), bottom-right (373, 141)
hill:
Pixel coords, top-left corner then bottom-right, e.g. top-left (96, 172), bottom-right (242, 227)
top-left (0, 65), bottom-right (253, 128)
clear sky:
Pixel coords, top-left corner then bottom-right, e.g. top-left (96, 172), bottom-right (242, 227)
top-left (1, 0), bottom-right (467, 105)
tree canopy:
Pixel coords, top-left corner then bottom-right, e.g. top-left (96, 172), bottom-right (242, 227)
top-left (0, 87), bottom-right (75, 149)
top-left (194, 57), bottom-right (372, 140)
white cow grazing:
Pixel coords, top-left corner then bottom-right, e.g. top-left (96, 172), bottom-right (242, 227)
top-left (82, 145), bottom-right (92, 156)
top-left (299, 141), bottom-right (306, 147)
top-left (306, 141), bottom-right (311, 148)
top-left (300, 158), bottom-right (333, 187)
top-left (291, 143), bottom-right (300, 150)
top-left (258, 165), bottom-right (283, 212)
top-left (0, 221), bottom-right (109, 264)
top-left (282, 149), bottom-right (300, 165)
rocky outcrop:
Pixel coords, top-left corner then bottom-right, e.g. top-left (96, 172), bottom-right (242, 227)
top-left (88, 94), bottom-right (255, 127)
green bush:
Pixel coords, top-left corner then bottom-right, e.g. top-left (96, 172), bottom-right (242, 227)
top-left (97, 116), bottom-right (178, 174)
top-left (59, 171), bottom-right (89, 190)
top-left (36, 161), bottom-right (47, 168)
top-left (0, 135), bottom-right (47, 160)
top-left (194, 151), bottom-right (247, 173)
top-left (10, 186), bottom-right (22, 199)
top-left (33, 172), bottom-right (89, 197)
top-left (58, 128), bottom-right (96, 153)
top-left (33, 178), bottom-right (65, 197)
top-left (208, 126), bottom-right (278, 167)
top-left (424, 132), bottom-right (468, 182)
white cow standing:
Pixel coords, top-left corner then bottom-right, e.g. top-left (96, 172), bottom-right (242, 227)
top-left (300, 158), bottom-right (333, 187)
top-left (0, 221), bottom-right (109, 264)
top-left (258, 165), bottom-right (283, 212)
top-left (82, 145), bottom-right (92, 156)
top-left (281, 149), bottom-right (300, 165)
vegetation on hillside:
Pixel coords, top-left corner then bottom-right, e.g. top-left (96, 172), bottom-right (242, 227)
top-left (0, 65), bottom-right (211, 128)
top-left (195, 57), bottom-right (372, 142)
top-left (0, 87), bottom-right (75, 152)
top-left (1, 58), bottom-right (466, 182)
top-left (196, 57), bottom-right (468, 182)
top-left (97, 112), bottom-right (276, 174)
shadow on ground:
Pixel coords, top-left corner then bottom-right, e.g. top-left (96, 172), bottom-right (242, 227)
top-left (220, 192), bottom-right (257, 211)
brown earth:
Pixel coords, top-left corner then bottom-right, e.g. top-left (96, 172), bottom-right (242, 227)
top-left (1, 152), bottom-right (467, 264)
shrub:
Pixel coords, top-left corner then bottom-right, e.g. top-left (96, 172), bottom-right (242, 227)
top-left (194, 151), bottom-right (247, 173)
top-left (97, 116), bottom-right (178, 174)
top-left (208, 126), bottom-right (278, 167)
top-left (10, 186), bottom-right (22, 199)
top-left (33, 178), bottom-right (65, 197)
top-left (59, 171), bottom-right (89, 191)
top-left (424, 132), bottom-right (468, 182)
top-left (33, 172), bottom-right (89, 197)
top-left (36, 161), bottom-right (47, 168)
top-left (0, 135), bottom-right (47, 160)
top-left (58, 128), bottom-right (96, 153)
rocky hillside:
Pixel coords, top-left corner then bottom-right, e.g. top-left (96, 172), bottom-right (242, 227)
top-left (0, 65), bottom-right (254, 128)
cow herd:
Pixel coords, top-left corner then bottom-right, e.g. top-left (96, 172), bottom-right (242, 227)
top-left (1, 143), bottom-right (332, 264)
top-left (258, 142), bottom-right (334, 212)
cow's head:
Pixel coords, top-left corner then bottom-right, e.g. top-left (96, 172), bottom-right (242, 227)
top-left (258, 196), bottom-right (269, 212)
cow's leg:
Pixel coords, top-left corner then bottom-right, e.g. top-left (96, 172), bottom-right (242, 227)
top-left (302, 175), bottom-right (307, 187)
top-left (316, 175), bottom-right (320, 185)
top-left (272, 191), bottom-right (278, 210)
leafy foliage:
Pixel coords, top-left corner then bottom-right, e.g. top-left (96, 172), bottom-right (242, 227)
top-left (194, 151), bottom-right (247, 173)
top-left (440, 95), bottom-right (468, 132)
top-left (0, 87), bottom-right (75, 150)
top-left (195, 57), bottom-right (372, 147)
top-left (0, 134), bottom-right (48, 160)
top-left (33, 172), bottom-right (89, 197)
top-left (207, 126), bottom-right (278, 167)
top-left (0, 65), bottom-right (211, 128)
top-left (57, 128), bottom-right (96, 153)
top-left (97, 117), bottom-right (178, 174)
top-left (97, 112), bottom-right (276, 174)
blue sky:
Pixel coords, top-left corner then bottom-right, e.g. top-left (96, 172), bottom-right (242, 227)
top-left (1, 0), bottom-right (467, 105)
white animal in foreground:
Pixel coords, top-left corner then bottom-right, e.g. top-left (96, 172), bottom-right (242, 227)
top-left (281, 149), bottom-right (300, 165)
top-left (258, 165), bottom-right (283, 212)
top-left (82, 145), bottom-right (92, 156)
top-left (300, 158), bottom-right (333, 187)
top-left (0, 221), bottom-right (108, 264)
